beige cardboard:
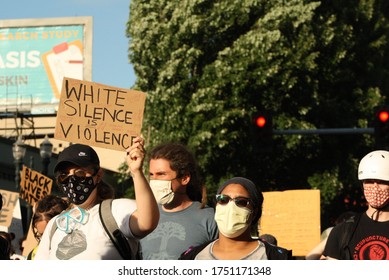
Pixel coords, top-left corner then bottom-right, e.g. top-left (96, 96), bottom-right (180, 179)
top-left (20, 165), bottom-right (53, 206)
top-left (21, 203), bottom-right (39, 257)
top-left (0, 190), bottom-right (19, 228)
top-left (55, 77), bottom-right (147, 151)
top-left (259, 189), bottom-right (321, 257)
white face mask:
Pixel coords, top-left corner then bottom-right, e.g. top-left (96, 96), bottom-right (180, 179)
top-left (149, 179), bottom-right (175, 205)
top-left (214, 201), bottom-right (252, 238)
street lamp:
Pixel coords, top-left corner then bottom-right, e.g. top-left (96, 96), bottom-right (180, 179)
top-left (12, 135), bottom-right (28, 235)
top-left (12, 135), bottom-right (26, 191)
top-left (40, 135), bottom-right (53, 176)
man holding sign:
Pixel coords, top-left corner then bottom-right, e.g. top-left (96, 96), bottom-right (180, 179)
top-left (34, 137), bottom-right (159, 259)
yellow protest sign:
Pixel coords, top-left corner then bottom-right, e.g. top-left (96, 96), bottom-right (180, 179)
top-left (259, 189), bottom-right (321, 257)
top-left (19, 166), bottom-right (53, 206)
top-left (54, 77), bottom-right (147, 151)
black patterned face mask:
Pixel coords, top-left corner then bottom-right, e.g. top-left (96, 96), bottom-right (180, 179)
top-left (59, 175), bottom-right (97, 205)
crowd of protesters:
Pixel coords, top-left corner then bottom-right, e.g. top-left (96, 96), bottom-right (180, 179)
top-left (1, 141), bottom-right (388, 260)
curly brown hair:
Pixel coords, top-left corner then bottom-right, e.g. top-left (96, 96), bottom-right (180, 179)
top-left (149, 142), bottom-right (207, 207)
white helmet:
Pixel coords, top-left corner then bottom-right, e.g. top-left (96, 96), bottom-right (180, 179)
top-left (358, 150), bottom-right (389, 181)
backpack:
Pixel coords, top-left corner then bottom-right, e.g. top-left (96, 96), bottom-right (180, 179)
top-left (49, 199), bottom-right (139, 260)
top-left (339, 212), bottom-right (362, 260)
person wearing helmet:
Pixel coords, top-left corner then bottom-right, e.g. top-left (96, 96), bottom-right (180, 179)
top-left (321, 150), bottom-right (389, 260)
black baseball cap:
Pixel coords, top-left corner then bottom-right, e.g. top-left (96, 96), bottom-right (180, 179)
top-left (54, 144), bottom-right (100, 172)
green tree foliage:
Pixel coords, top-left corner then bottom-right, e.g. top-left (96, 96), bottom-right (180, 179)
top-left (127, 0), bottom-right (389, 227)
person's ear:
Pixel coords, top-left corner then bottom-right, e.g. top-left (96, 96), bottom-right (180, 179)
top-left (180, 174), bottom-right (191, 186)
top-left (95, 168), bottom-right (104, 182)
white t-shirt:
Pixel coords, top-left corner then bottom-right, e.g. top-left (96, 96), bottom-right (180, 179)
top-left (34, 198), bottom-right (137, 260)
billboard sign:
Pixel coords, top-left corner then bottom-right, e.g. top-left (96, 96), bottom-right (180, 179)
top-left (0, 17), bottom-right (92, 114)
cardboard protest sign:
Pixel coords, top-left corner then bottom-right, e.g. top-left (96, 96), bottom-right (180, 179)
top-left (55, 77), bottom-right (147, 151)
top-left (22, 206), bottom-right (39, 257)
top-left (0, 189), bottom-right (19, 228)
top-left (0, 190), bottom-right (24, 256)
top-left (19, 165), bottom-right (53, 206)
top-left (259, 189), bottom-right (321, 257)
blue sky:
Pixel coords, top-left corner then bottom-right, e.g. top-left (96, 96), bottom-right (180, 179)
top-left (0, 0), bottom-right (136, 89)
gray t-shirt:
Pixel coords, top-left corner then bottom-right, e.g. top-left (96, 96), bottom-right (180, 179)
top-left (195, 240), bottom-right (268, 260)
top-left (140, 201), bottom-right (218, 259)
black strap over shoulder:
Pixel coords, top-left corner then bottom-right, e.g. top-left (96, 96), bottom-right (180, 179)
top-left (99, 199), bottom-right (135, 260)
top-left (263, 241), bottom-right (293, 260)
top-left (340, 212), bottom-right (362, 260)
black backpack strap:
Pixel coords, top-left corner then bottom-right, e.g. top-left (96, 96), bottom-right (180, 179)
top-left (264, 241), bottom-right (293, 260)
top-left (340, 212), bottom-right (362, 260)
top-left (99, 199), bottom-right (134, 260)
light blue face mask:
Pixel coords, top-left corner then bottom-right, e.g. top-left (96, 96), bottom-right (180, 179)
top-left (56, 207), bottom-right (89, 233)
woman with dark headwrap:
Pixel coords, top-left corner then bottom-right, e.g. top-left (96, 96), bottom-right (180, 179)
top-left (180, 177), bottom-right (292, 260)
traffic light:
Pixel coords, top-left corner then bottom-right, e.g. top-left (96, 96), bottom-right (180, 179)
top-left (251, 112), bottom-right (273, 153)
top-left (374, 106), bottom-right (389, 149)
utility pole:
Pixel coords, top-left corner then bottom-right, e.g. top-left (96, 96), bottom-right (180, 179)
top-left (273, 128), bottom-right (374, 135)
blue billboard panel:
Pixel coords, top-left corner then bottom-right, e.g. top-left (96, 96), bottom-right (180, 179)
top-left (0, 18), bottom-right (92, 113)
